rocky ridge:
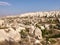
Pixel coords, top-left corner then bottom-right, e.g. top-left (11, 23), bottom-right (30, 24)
top-left (0, 11), bottom-right (60, 45)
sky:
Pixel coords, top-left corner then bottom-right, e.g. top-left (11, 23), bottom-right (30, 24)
top-left (0, 0), bottom-right (60, 16)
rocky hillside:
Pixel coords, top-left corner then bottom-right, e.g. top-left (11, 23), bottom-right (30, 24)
top-left (0, 11), bottom-right (60, 45)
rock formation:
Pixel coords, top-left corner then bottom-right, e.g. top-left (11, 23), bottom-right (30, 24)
top-left (0, 11), bottom-right (60, 45)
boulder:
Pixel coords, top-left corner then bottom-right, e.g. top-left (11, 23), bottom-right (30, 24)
top-left (7, 27), bottom-right (21, 42)
top-left (35, 27), bottom-right (42, 40)
top-left (16, 26), bottom-right (25, 32)
top-left (0, 20), bottom-right (4, 26)
top-left (0, 29), bottom-right (8, 42)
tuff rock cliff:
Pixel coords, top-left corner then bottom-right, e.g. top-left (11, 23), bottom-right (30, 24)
top-left (0, 11), bottom-right (60, 45)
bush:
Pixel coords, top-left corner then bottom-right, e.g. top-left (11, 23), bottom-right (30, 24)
top-left (20, 30), bottom-right (28, 38)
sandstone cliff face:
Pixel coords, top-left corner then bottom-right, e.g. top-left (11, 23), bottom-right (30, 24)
top-left (0, 11), bottom-right (60, 45)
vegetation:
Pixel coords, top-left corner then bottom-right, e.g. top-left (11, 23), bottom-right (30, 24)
top-left (20, 30), bottom-right (28, 38)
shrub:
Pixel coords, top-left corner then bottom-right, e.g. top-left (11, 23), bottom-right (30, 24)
top-left (20, 30), bottom-right (28, 38)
